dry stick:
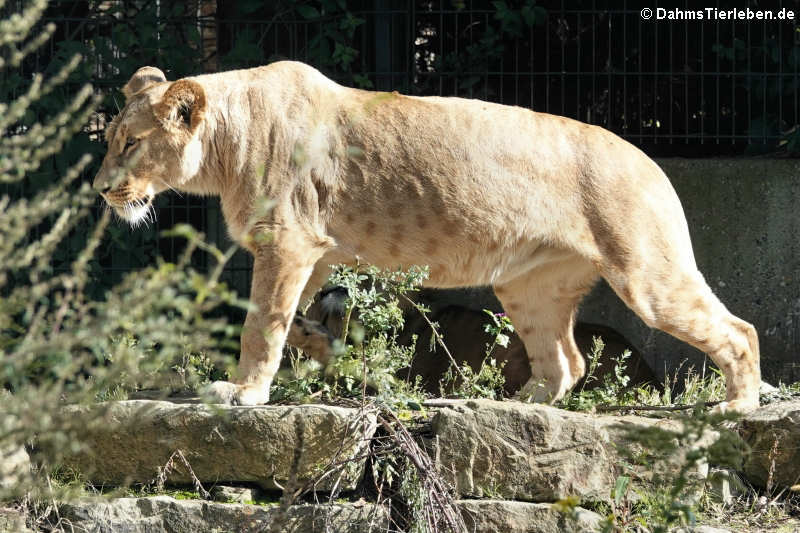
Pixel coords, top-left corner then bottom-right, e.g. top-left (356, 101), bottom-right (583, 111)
top-left (44, 476), bottom-right (63, 531)
top-left (152, 450), bottom-right (210, 500)
top-left (402, 295), bottom-right (468, 383)
top-left (340, 302), bottom-right (354, 343)
top-left (378, 411), bottom-right (468, 533)
top-left (594, 401), bottom-right (721, 413)
top-left (762, 435), bottom-right (780, 511)
top-left (361, 343), bottom-right (368, 410)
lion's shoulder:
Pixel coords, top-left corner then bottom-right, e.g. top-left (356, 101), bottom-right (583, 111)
top-left (186, 61), bottom-right (340, 95)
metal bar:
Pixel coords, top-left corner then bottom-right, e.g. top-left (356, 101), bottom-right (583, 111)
top-left (587, 0), bottom-right (598, 124)
top-left (684, 0), bottom-right (689, 144)
top-left (777, 4), bottom-right (783, 141)
top-left (530, 9), bottom-right (534, 111)
top-left (623, 0), bottom-right (627, 134)
top-left (546, 5), bottom-right (550, 112)
top-left (653, 8), bottom-right (658, 144)
top-left (372, 0), bottom-right (391, 91)
top-left (577, 10), bottom-right (581, 124)
top-left (560, 0), bottom-right (565, 116)
top-left (731, 12), bottom-right (736, 145)
top-left (606, 6), bottom-right (610, 128)
top-left (700, 5), bottom-right (704, 145)
top-left (439, 5), bottom-right (443, 96)
top-left (763, 15), bottom-right (768, 147)
top-left (669, 12), bottom-right (673, 144)
top-left (747, 10), bottom-right (751, 147)
top-left (716, 0), bottom-right (720, 146)
top-left (637, 4), bottom-right (642, 139)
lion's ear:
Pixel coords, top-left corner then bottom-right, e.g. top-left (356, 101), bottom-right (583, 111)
top-left (155, 79), bottom-right (207, 133)
top-left (122, 66), bottom-right (167, 100)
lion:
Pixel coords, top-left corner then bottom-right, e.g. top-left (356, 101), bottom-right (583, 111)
top-left (93, 61), bottom-right (761, 412)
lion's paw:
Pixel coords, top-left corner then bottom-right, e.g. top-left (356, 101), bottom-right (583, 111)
top-left (711, 398), bottom-right (759, 415)
top-left (514, 378), bottom-right (555, 404)
top-left (201, 381), bottom-right (269, 406)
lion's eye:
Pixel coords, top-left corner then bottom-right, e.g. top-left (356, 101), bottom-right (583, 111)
top-left (124, 138), bottom-right (137, 151)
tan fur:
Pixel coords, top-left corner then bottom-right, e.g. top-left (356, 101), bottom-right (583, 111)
top-left (122, 66), bottom-right (167, 100)
top-left (93, 62), bottom-right (761, 411)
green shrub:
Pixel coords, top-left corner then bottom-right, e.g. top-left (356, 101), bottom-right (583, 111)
top-left (0, 1), bottom-right (243, 502)
top-left (271, 264), bottom-right (428, 410)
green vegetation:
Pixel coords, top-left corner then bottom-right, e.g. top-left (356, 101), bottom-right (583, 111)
top-left (270, 264), bottom-right (428, 410)
top-left (558, 336), bottom-right (732, 413)
top-left (435, 309), bottom-right (511, 400)
top-left (0, 0), bottom-right (242, 504)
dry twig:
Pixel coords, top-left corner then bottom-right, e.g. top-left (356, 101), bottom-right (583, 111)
top-left (378, 409), bottom-right (468, 533)
top-left (594, 401), bottom-right (720, 413)
top-left (150, 449), bottom-right (210, 500)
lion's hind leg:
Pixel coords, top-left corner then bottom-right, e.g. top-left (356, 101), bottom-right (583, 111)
top-left (493, 256), bottom-right (598, 403)
top-left (603, 263), bottom-right (761, 413)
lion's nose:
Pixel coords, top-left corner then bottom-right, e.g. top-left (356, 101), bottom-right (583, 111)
top-left (93, 180), bottom-right (111, 194)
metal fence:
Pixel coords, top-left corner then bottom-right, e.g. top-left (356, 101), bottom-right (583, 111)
top-left (213, 0), bottom-right (800, 156)
top-left (14, 0), bottom-right (800, 296)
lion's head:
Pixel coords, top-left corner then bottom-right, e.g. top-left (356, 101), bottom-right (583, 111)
top-left (93, 67), bottom-right (207, 226)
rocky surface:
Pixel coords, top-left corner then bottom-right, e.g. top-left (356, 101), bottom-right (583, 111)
top-left (57, 401), bottom-right (377, 491)
top-left (37, 398), bottom-right (800, 531)
top-left (210, 485), bottom-right (258, 504)
top-left (426, 399), bottom-right (710, 503)
top-left (59, 496), bottom-right (388, 533)
top-left (457, 499), bottom-right (601, 533)
top-left (0, 443), bottom-right (30, 494)
top-left (705, 468), bottom-right (746, 506)
top-left (1, 411), bottom-right (31, 495)
top-left (672, 527), bottom-right (733, 533)
top-left (738, 400), bottom-right (800, 488)
top-left (0, 507), bottom-right (31, 533)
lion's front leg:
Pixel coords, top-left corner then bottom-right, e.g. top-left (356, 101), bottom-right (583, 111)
top-left (206, 237), bottom-right (321, 405)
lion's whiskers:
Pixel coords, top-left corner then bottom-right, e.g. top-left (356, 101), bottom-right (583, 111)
top-left (119, 196), bottom-right (156, 229)
top-left (154, 175), bottom-right (183, 198)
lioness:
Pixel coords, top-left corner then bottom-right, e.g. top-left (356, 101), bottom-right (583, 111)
top-left (93, 62), bottom-right (761, 411)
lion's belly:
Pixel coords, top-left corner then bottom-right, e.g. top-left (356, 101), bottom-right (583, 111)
top-left (327, 202), bottom-right (577, 287)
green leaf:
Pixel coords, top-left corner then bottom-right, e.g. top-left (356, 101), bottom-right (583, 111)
top-left (296, 5), bottom-right (320, 19)
top-left (613, 475), bottom-right (630, 506)
top-left (238, 0), bottom-right (263, 14)
top-left (533, 6), bottom-right (547, 24)
top-left (353, 74), bottom-right (373, 89)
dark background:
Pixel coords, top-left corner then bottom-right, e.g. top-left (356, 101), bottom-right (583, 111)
top-left (3, 0), bottom-right (798, 321)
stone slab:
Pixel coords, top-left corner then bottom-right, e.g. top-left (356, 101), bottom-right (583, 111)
top-left (427, 399), bottom-right (710, 503)
top-left (457, 499), bottom-right (601, 533)
top-left (57, 401), bottom-right (377, 492)
top-left (59, 496), bottom-right (388, 533)
top-left (0, 507), bottom-right (31, 533)
top-left (738, 400), bottom-right (800, 488)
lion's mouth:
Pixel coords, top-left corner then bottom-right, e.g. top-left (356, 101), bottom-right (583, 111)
top-left (104, 194), bottom-right (155, 228)
top-left (118, 197), bottom-right (154, 227)
top-left (103, 183), bottom-right (156, 228)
